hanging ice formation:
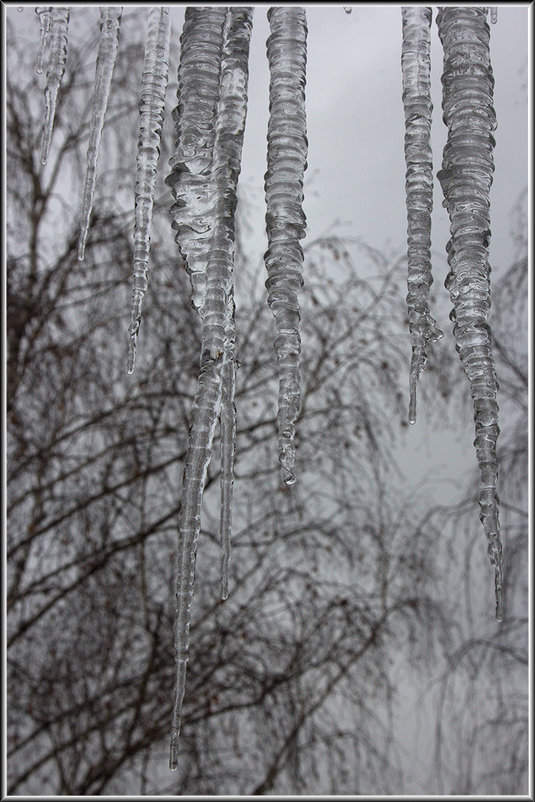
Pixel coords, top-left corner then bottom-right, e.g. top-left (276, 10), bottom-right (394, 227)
top-left (166, 7), bottom-right (253, 769)
top-left (127, 7), bottom-right (171, 375)
top-left (35, 7), bottom-right (52, 75)
top-left (401, 7), bottom-right (443, 425)
top-left (436, 7), bottom-right (503, 622)
top-left (78, 7), bottom-right (122, 262)
top-left (264, 7), bottom-right (308, 486)
top-left (40, 6), bottom-right (69, 165)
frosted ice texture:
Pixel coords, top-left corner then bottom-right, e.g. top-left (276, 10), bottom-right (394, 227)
top-left (78, 7), bottom-right (122, 262)
top-left (35, 7), bottom-right (52, 75)
top-left (40, 7), bottom-right (69, 165)
top-left (401, 7), bottom-right (443, 424)
top-left (264, 7), bottom-right (308, 486)
top-left (436, 6), bottom-right (503, 622)
top-left (128, 7), bottom-right (171, 374)
top-left (167, 7), bottom-right (253, 770)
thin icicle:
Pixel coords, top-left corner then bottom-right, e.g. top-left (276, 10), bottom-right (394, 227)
top-left (213, 8), bottom-right (254, 600)
top-left (128, 7), bottom-right (171, 374)
top-left (40, 7), bottom-right (69, 166)
top-left (166, 7), bottom-right (228, 771)
top-left (264, 6), bottom-right (308, 486)
top-left (489, 7), bottom-right (498, 25)
top-left (78, 7), bottom-right (122, 262)
top-left (437, 7), bottom-right (503, 622)
top-left (219, 332), bottom-right (236, 601)
top-left (35, 7), bottom-right (52, 75)
top-left (401, 7), bottom-right (443, 425)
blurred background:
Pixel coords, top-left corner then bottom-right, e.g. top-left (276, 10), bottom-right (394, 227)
top-left (5, 4), bottom-right (529, 795)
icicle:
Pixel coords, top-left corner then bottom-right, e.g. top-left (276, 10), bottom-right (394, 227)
top-left (401, 7), bottom-right (443, 425)
top-left (78, 7), bottom-right (122, 262)
top-left (264, 6), bottom-right (308, 486)
top-left (128, 7), bottom-right (171, 374)
top-left (489, 7), bottom-right (498, 25)
top-left (168, 6), bottom-right (254, 768)
top-left (166, 8), bottom-right (227, 313)
top-left (40, 7), bottom-right (69, 166)
top-left (436, 7), bottom-right (503, 622)
top-left (35, 7), bottom-right (52, 75)
top-left (219, 327), bottom-right (236, 601)
top-left (166, 7), bottom-right (227, 771)
top-left (215, 8), bottom-right (253, 601)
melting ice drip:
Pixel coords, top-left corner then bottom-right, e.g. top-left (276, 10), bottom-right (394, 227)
top-left (401, 7), bottom-right (443, 425)
top-left (437, 6), bottom-right (504, 622)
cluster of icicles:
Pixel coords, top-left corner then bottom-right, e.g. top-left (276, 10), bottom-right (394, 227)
top-left (33, 3), bottom-right (502, 769)
top-left (401, 5), bottom-right (502, 622)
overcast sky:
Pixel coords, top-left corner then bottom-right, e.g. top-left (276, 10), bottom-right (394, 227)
top-left (235, 4), bottom-right (529, 273)
top-left (7, 4), bottom-right (528, 267)
top-left (6, 3), bottom-right (529, 488)
top-left (5, 5), bottom-right (529, 791)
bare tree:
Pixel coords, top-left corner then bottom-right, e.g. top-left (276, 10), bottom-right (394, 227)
top-left (5, 11), bottom-right (528, 797)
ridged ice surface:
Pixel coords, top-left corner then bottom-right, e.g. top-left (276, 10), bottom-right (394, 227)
top-left (127, 7), bottom-right (171, 374)
top-left (40, 7), bottom-right (69, 165)
top-left (168, 7), bottom-right (253, 771)
top-left (401, 7), bottom-right (443, 424)
top-left (166, 7), bottom-right (227, 312)
top-left (437, 6), bottom-right (503, 622)
top-left (35, 7), bottom-right (52, 75)
top-left (264, 7), bottom-right (308, 486)
top-left (78, 7), bottom-right (122, 262)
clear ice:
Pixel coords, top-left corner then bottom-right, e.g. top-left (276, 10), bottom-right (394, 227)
top-left (166, 7), bottom-right (253, 770)
top-left (401, 6), bottom-right (443, 425)
top-left (437, 6), bottom-right (503, 622)
top-left (264, 7), bottom-right (308, 486)
top-left (40, 7), bottom-right (69, 165)
top-left (128, 7), bottom-right (171, 374)
top-left (78, 7), bottom-right (122, 262)
top-left (35, 7), bottom-right (52, 75)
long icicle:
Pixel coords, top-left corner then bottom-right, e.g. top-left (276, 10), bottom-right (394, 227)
top-left (215, 8), bottom-right (254, 601)
top-left (264, 6), bottom-right (308, 486)
top-left (35, 7), bottom-right (52, 75)
top-left (401, 6), bottom-right (443, 424)
top-left (128, 7), bottom-right (171, 374)
top-left (78, 7), bottom-right (122, 262)
top-left (40, 6), bottom-right (69, 166)
top-left (436, 6), bottom-right (503, 622)
top-left (166, 7), bottom-right (228, 771)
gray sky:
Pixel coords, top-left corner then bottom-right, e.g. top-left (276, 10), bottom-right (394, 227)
top-left (6, 3), bottom-right (528, 492)
top-left (5, 5), bottom-right (529, 791)
top-left (237, 4), bottom-right (529, 274)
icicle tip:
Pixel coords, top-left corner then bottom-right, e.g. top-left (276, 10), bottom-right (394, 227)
top-left (408, 390), bottom-right (417, 425)
top-left (169, 733), bottom-right (179, 771)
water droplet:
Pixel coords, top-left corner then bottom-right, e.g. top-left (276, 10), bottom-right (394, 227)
top-left (344, 7), bottom-right (352, 14)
